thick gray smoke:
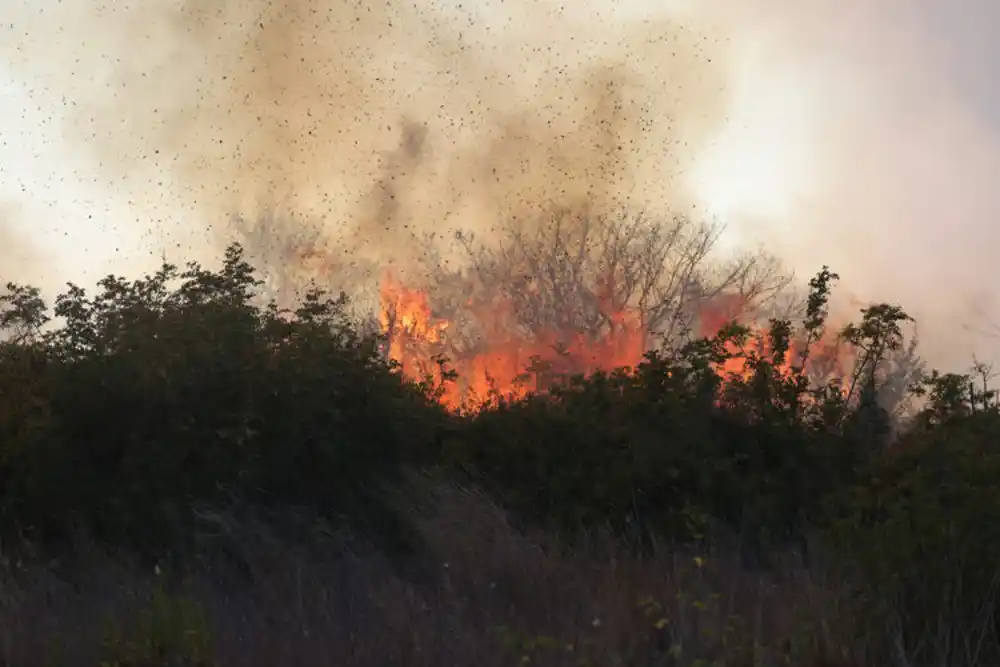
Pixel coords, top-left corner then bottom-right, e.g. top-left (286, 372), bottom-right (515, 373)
top-left (3, 0), bottom-right (1000, 372)
top-left (0, 0), bottom-right (730, 295)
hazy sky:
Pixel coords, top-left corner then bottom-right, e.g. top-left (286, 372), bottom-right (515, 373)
top-left (2, 0), bottom-right (1000, 370)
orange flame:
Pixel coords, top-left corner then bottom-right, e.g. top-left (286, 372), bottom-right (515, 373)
top-left (379, 270), bottom-right (646, 409)
top-left (709, 303), bottom-right (854, 391)
top-left (379, 271), bottom-right (852, 410)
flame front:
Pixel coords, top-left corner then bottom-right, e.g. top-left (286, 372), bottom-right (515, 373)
top-left (379, 271), bottom-right (852, 410)
top-left (379, 270), bottom-right (646, 409)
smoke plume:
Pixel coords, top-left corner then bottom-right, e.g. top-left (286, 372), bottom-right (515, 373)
top-left (4, 0), bottom-right (1000, 371)
top-left (1, 0), bottom-right (729, 292)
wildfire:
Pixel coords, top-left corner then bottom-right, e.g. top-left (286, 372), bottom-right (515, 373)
top-left (378, 272), bottom-right (449, 349)
top-left (699, 293), bottom-right (853, 389)
top-left (379, 270), bottom-right (852, 410)
top-left (714, 329), bottom-right (852, 387)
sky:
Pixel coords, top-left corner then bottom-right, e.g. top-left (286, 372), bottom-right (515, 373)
top-left (1, 0), bottom-right (1000, 370)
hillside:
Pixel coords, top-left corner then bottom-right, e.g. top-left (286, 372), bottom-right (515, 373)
top-left (0, 243), bottom-right (997, 667)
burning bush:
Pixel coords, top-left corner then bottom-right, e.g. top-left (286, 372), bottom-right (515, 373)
top-left (2, 240), bottom-right (995, 666)
top-left (378, 209), bottom-right (805, 409)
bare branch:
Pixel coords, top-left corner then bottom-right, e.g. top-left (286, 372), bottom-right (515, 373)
top-left (423, 208), bottom-right (790, 357)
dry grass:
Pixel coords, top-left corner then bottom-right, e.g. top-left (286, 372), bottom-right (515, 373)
top-left (0, 477), bottom-right (874, 667)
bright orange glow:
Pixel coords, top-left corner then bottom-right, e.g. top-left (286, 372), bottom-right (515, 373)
top-left (714, 328), bottom-right (853, 389)
top-left (379, 271), bottom-right (646, 409)
top-left (379, 270), bottom-right (852, 410)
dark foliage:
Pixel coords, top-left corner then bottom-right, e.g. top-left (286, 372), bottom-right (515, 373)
top-left (455, 267), bottom-right (865, 562)
top-left (0, 244), bottom-right (447, 558)
top-left (1, 245), bottom-right (998, 665)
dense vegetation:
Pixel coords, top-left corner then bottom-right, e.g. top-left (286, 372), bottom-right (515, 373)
top-left (1, 243), bottom-right (998, 666)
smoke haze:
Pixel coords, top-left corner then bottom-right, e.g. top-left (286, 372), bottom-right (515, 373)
top-left (1, 0), bottom-right (727, 277)
top-left (0, 202), bottom-right (41, 288)
top-left (689, 0), bottom-right (1000, 369)
top-left (1, 0), bottom-right (1000, 369)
